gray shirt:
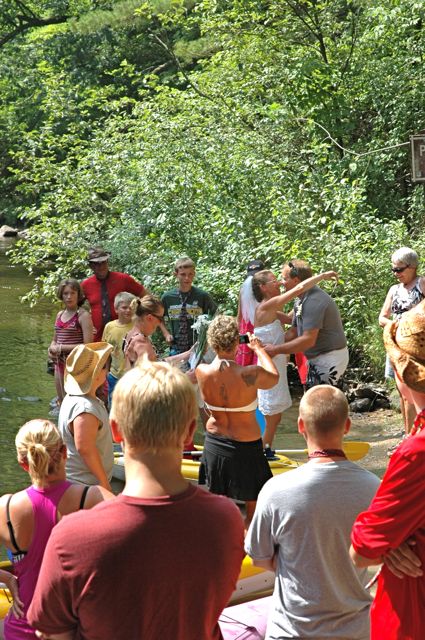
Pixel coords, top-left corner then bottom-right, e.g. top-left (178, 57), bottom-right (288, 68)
top-left (245, 460), bottom-right (380, 640)
top-left (59, 394), bottom-right (113, 485)
top-left (292, 286), bottom-right (346, 359)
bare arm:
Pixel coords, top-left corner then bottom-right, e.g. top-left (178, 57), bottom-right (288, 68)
top-left (276, 310), bottom-right (292, 325)
top-left (0, 569), bottom-right (24, 618)
top-left (349, 545), bottom-right (382, 568)
top-left (252, 556), bottom-right (277, 572)
top-left (79, 310), bottom-right (94, 344)
top-left (35, 631), bottom-right (75, 640)
top-left (159, 321), bottom-right (173, 344)
top-left (264, 328), bottom-right (319, 358)
top-left (260, 271), bottom-right (338, 313)
top-left (379, 288), bottom-right (394, 328)
top-left (72, 414), bottom-right (112, 491)
top-left (243, 334), bottom-right (279, 390)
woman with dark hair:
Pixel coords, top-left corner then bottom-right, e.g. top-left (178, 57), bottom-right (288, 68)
top-left (48, 278), bottom-right (93, 404)
top-left (252, 268), bottom-right (337, 450)
top-left (0, 419), bottom-right (113, 640)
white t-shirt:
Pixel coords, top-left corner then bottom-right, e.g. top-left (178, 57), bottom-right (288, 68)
top-left (245, 460), bottom-right (380, 639)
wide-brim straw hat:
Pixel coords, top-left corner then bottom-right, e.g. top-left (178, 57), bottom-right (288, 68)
top-left (383, 299), bottom-right (425, 393)
top-left (64, 342), bottom-right (113, 396)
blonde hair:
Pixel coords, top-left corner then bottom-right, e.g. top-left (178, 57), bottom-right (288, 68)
top-left (299, 385), bottom-right (348, 435)
top-left (110, 359), bottom-right (197, 451)
top-left (15, 420), bottom-right (64, 485)
top-left (207, 315), bottom-right (239, 352)
top-left (114, 291), bottom-right (135, 311)
top-left (174, 257), bottom-right (195, 272)
top-left (130, 294), bottom-right (163, 319)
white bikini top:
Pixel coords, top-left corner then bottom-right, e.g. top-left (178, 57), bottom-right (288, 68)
top-left (204, 398), bottom-right (258, 412)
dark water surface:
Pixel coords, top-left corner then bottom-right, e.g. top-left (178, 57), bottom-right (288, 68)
top-left (0, 239), bottom-right (57, 494)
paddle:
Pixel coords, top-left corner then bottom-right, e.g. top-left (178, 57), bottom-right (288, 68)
top-left (182, 441), bottom-right (370, 462)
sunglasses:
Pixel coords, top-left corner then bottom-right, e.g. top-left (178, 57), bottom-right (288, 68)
top-left (391, 265), bottom-right (410, 274)
top-left (288, 261), bottom-right (299, 277)
top-left (150, 312), bottom-right (164, 322)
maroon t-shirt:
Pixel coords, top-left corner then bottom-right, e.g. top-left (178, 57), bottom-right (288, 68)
top-left (82, 271), bottom-right (145, 341)
top-left (28, 485), bottom-right (244, 639)
top-left (351, 430), bottom-right (425, 640)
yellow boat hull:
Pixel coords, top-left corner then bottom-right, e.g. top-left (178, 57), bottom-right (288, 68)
top-left (113, 451), bottom-right (299, 483)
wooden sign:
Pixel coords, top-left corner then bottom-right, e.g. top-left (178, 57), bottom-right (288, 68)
top-left (411, 135), bottom-right (425, 182)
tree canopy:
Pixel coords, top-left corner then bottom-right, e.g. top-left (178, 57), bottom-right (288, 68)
top-left (1, 0), bottom-right (425, 375)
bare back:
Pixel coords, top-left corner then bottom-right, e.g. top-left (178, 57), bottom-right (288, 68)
top-left (196, 359), bottom-right (264, 441)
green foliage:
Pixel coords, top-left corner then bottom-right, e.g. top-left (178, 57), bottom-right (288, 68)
top-left (3, 0), bottom-right (425, 379)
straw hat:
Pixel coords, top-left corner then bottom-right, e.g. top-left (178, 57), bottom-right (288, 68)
top-left (384, 300), bottom-right (425, 392)
top-left (64, 342), bottom-right (113, 396)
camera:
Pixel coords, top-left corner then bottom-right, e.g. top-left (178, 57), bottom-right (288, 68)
top-left (239, 334), bottom-right (250, 344)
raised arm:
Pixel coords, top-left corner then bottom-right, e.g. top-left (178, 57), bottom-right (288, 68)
top-left (261, 271), bottom-right (338, 313)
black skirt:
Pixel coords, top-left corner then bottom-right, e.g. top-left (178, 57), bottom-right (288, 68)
top-left (199, 433), bottom-right (272, 501)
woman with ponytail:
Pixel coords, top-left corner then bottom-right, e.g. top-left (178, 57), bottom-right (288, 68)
top-left (0, 419), bottom-right (113, 640)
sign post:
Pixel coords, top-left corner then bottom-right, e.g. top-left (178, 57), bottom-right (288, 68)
top-left (411, 135), bottom-right (425, 182)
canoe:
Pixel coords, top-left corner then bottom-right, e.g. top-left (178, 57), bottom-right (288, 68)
top-left (112, 450), bottom-right (299, 483)
top-left (113, 440), bottom-right (370, 483)
top-left (0, 555), bottom-right (271, 615)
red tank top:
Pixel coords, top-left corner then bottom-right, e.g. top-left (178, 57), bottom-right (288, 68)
top-left (54, 310), bottom-right (84, 361)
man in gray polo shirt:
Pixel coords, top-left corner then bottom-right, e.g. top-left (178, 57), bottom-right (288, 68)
top-left (245, 385), bottom-right (379, 640)
top-left (264, 259), bottom-right (348, 388)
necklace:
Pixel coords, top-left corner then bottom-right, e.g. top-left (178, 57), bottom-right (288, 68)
top-left (308, 448), bottom-right (347, 460)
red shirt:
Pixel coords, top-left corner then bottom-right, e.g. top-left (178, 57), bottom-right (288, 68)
top-left (28, 486), bottom-right (244, 640)
top-left (82, 271), bottom-right (145, 341)
top-left (351, 431), bottom-right (425, 640)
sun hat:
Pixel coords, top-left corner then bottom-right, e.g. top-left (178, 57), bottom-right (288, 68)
top-left (87, 247), bottom-right (111, 263)
top-left (64, 342), bottom-right (113, 395)
top-left (246, 259), bottom-right (264, 275)
top-left (384, 300), bottom-right (425, 392)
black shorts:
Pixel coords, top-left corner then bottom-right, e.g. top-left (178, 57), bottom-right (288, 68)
top-left (199, 433), bottom-right (272, 501)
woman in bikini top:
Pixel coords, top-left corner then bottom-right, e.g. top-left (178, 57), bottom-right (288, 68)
top-left (195, 315), bottom-right (279, 442)
top-left (0, 419), bottom-right (113, 639)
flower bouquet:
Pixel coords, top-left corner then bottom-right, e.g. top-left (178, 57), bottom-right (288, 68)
top-left (189, 314), bottom-right (214, 369)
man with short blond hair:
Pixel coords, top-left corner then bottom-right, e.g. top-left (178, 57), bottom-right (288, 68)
top-left (28, 361), bottom-right (244, 640)
top-left (245, 385), bottom-right (379, 640)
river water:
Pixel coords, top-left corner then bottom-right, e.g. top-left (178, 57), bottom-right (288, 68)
top-left (0, 239), bottom-right (57, 494)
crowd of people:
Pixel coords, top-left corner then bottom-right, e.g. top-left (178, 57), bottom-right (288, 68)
top-left (0, 245), bottom-right (424, 639)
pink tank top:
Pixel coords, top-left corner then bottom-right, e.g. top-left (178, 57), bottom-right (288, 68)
top-left (4, 481), bottom-right (72, 640)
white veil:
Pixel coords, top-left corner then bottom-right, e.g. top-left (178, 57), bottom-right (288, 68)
top-left (240, 275), bottom-right (258, 325)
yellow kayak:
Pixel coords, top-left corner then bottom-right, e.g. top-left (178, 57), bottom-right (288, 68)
top-left (0, 556), bottom-right (268, 610)
top-left (113, 441), bottom-right (370, 483)
top-left (113, 450), bottom-right (299, 483)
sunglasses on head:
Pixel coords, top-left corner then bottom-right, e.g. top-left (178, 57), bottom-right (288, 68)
top-left (391, 265), bottom-right (410, 274)
top-left (288, 261), bottom-right (299, 277)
